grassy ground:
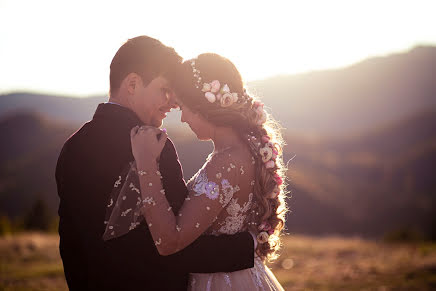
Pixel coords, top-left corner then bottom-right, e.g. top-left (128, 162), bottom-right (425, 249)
top-left (0, 233), bottom-right (435, 291)
top-left (0, 233), bottom-right (67, 291)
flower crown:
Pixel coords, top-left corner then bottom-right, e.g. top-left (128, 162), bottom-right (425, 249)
top-left (190, 60), bottom-right (250, 108)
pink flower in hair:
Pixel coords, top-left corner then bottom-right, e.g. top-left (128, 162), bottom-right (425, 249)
top-left (257, 110), bottom-right (267, 125)
top-left (273, 173), bottom-right (283, 185)
top-left (254, 100), bottom-right (263, 107)
top-left (255, 105), bottom-right (264, 115)
top-left (220, 93), bottom-right (234, 107)
top-left (258, 222), bottom-right (266, 231)
top-left (262, 135), bottom-right (270, 143)
top-left (258, 222), bottom-right (272, 233)
top-left (210, 80), bottom-right (221, 93)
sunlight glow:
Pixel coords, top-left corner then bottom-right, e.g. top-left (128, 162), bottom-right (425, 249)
top-left (0, 0), bottom-right (435, 96)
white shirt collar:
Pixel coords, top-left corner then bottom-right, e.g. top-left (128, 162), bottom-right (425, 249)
top-left (105, 101), bottom-right (123, 107)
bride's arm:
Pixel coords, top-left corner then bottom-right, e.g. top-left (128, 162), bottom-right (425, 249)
top-left (132, 127), bottom-right (239, 256)
top-left (137, 152), bottom-right (239, 255)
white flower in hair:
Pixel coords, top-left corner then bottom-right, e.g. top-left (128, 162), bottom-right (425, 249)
top-left (202, 83), bottom-right (212, 92)
top-left (257, 231), bottom-right (269, 243)
top-left (265, 160), bottom-right (275, 169)
top-left (260, 146), bottom-right (273, 163)
top-left (205, 92), bottom-right (216, 103)
top-left (221, 84), bottom-right (230, 93)
top-left (231, 92), bottom-right (238, 102)
top-left (253, 101), bottom-right (267, 125)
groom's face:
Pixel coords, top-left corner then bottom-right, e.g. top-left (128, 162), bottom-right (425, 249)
top-left (131, 76), bottom-right (176, 127)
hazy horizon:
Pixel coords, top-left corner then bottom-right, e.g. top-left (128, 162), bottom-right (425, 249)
top-left (2, 43), bottom-right (435, 98)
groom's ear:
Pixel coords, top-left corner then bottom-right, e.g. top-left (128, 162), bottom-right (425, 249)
top-left (125, 73), bottom-right (141, 95)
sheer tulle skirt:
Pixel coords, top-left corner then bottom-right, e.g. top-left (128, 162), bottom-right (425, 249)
top-left (189, 258), bottom-right (284, 291)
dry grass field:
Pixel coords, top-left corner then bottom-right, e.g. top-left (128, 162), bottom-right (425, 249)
top-left (1, 233), bottom-right (435, 291)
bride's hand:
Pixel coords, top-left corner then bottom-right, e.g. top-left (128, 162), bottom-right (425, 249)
top-left (130, 126), bottom-right (168, 166)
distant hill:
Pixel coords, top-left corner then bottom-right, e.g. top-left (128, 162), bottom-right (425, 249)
top-left (285, 110), bottom-right (436, 237)
top-left (1, 46), bottom-right (436, 137)
top-left (249, 46), bottom-right (436, 137)
top-left (0, 112), bottom-right (75, 216)
top-left (0, 93), bottom-right (105, 124)
top-left (1, 110), bottom-right (434, 239)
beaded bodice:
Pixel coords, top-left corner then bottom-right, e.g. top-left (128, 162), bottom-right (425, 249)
top-left (187, 151), bottom-right (256, 236)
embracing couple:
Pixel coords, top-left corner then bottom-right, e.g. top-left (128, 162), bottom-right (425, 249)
top-left (56, 35), bottom-right (287, 290)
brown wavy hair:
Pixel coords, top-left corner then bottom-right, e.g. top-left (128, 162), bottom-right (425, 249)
top-left (173, 53), bottom-right (288, 261)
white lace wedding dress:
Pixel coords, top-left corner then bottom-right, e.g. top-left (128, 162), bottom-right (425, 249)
top-left (184, 150), bottom-right (283, 291)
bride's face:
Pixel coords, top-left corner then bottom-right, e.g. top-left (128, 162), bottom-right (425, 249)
top-left (180, 105), bottom-right (213, 140)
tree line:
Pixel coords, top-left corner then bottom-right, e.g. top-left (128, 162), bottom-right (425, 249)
top-left (0, 198), bottom-right (58, 236)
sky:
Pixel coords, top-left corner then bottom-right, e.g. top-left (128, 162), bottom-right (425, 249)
top-left (0, 0), bottom-right (435, 97)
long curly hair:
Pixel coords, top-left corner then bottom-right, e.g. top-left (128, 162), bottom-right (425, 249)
top-left (172, 53), bottom-right (288, 261)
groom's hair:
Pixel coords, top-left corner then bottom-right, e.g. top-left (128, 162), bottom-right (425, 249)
top-left (109, 35), bottom-right (182, 96)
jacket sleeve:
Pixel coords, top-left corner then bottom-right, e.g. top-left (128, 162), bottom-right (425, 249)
top-left (57, 145), bottom-right (91, 290)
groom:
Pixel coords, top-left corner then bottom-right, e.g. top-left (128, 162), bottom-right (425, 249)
top-left (56, 36), bottom-right (255, 290)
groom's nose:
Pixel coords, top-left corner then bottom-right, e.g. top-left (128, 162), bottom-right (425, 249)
top-left (167, 94), bottom-right (178, 109)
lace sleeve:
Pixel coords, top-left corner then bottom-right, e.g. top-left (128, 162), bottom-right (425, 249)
top-left (102, 162), bottom-right (145, 241)
top-left (137, 152), bottom-right (241, 255)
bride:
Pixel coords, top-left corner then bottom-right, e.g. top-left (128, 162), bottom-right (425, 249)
top-left (107, 53), bottom-right (287, 290)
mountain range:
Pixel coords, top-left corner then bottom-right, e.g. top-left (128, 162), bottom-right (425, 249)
top-left (1, 46), bottom-right (435, 238)
top-left (2, 46), bottom-right (435, 136)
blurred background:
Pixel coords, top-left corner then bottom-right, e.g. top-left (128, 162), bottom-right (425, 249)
top-left (1, 0), bottom-right (435, 290)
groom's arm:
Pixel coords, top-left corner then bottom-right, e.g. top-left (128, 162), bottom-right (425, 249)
top-left (56, 133), bottom-right (116, 290)
top-left (163, 232), bottom-right (255, 273)
top-left (158, 139), bottom-right (254, 273)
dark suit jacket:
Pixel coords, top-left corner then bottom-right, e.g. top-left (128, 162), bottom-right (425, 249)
top-left (56, 103), bottom-right (254, 291)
